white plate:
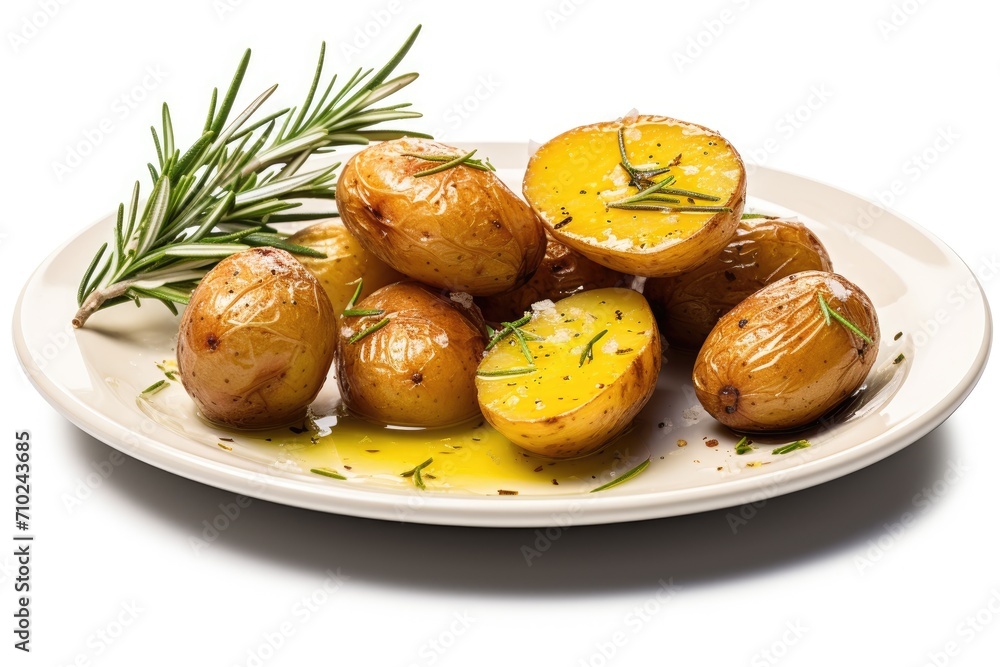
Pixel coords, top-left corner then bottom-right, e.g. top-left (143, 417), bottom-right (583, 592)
top-left (13, 143), bottom-right (992, 527)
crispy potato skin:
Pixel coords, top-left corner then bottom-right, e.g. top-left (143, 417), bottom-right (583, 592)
top-left (177, 248), bottom-right (336, 429)
top-left (336, 138), bottom-right (545, 296)
top-left (645, 217), bottom-right (833, 349)
top-left (692, 270), bottom-right (879, 431)
top-left (477, 232), bottom-right (626, 323)
top-left (287, 220), bottom-right (404, 343)
top-left (476, 288), bottom-right (660, 458)
top-left (523, 115), bottom-right (746, 277)
top-left (336, 282), bottom-right (487, 427)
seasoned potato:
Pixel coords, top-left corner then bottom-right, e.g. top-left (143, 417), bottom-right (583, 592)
top-left (287, 219), bottom-right (404, 340)
top-left (693, 270), bottom-right (879, 431)
top-left (477, 232), bottom-right (626, 323)
top-left (523, 115), bottom-right (745, 277)
top-left (177, 248), bottom-right (336, 428)
top-left (476, 288), bottom-right (660, 458)
top-left (336, 282), bottom-right (487, 427)
top-left (645, 216), bottom-right (833, 349)
top-left (336, 138), bottom-right (545, 296)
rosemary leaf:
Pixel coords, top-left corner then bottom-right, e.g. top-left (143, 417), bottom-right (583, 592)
top-left (591, 458), bottom-right (650, 492)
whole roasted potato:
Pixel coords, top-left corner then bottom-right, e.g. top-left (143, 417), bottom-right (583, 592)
top-left (693, 270), bottom-right (879, 431)
top-left (523, 114), bottom-right (745, 277)
top-left (476, 288), bottom-right (660, 458)
top-left (477, 232), bottom-right (626, 323)
top-left (287, 219), bottom-right (404, 341)
top-left (645, 216), bottom-right (833, 349)
top-left (177, 248), bottom-right (336, 428)
top-left (336, 282), bottom-right (487, 427)
top-left (336, 138), bottom-right (545, 296)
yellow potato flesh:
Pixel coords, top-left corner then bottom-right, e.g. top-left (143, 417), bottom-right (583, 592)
top-left (476, 288), bottom-right (660, 458)
top-left (523, 116), bottom-right (745, 276)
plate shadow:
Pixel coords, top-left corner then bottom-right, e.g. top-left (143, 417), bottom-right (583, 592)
top-left (67, 421), bottom-right (953, 596)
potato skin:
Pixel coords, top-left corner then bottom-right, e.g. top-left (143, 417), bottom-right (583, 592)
top-left (336, 282), bottom-right (487, 427)
top-left (287, 220), bottom-right (404, 342)
top-left (336, 138), bottom-right (545, 296)
top-left (693, 270), bottom-right (879, 431)
top-left (177, 248), bottom-right (336, 429)
top-left (645, 217), bottom-right (833, 349)
top-left (477, 232), bottom-right (626, 323)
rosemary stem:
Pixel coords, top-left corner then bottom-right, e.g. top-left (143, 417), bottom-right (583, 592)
top-left (72, 279), bottom-right (137, 328)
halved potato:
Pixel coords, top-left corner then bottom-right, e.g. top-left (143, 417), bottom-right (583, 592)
top-left (644, 216), bottom-right (833, 349)
top-left (476, 288), bottom-right (660, 458)
top-left (523, 115), bottom-right (746, 277)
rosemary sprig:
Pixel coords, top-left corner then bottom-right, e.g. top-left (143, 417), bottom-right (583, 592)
top-left (772, 440), bottom-right (811, 455)
top-left (310, 467), bottom-right (347, 480)
top-left (817, 293), bottom-right (874, 344)
top-left (348, 316), bottom-right (390, 344)
top-left (402, 150), bottom-right (495, 175)
top-left (579, 329), bottom-right (608, 367)
top-left (401, 457), bottom-right (433, 489)
top-left (608, 127), bottom-right (727, 214)
top-left (73, 27), bottom-right (428, 328)
top-left (590, 458), bottom-right (650, 492)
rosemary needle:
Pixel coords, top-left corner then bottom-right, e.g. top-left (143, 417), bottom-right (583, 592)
top-left (817, 293), bottom-right (874, 344)
top-left (141, 379), bottom-right (167, 395)
top-left (476, 366), bottom-right (538, 378)
top-left (772, 440), bottom-right (811, 455)
top-left (591, 458), bottom-right (650, 492)
top-left (348, 316), bottom-right (390, 344)
top-left (73, 27), bottom-right (427, 328)
top-left (579, 329), bottom-right (608, 367)
top-left (310, 467), bottom-right (346, 480)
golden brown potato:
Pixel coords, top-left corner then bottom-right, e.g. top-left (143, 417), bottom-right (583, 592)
top-left (645, 216), bottom-right (833, 349)
top-left (693, 270), bottom-right (879, 431)
top-left (523, 115), bottom-right (746, 277)
top-left (287, 219), bottom-right (404, 341)
top-left (177, 248), bottom-right (336, 428)
top-left (476, 232), bottom-right (626, 323)
top-left (336, 138), bottom-right (545, 296)
top-left (476, 288), bottom-right (660, 459)
top-left (336, 282), bottom-right (487, 427)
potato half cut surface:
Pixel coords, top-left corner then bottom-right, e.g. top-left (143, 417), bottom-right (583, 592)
top-left (476, 287), bottom-right (661, 459)
top-left (523, 115), bottom-right (746, 277)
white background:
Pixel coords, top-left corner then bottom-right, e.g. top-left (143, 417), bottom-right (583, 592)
top-left (2, 0), bottom-right (998, 665)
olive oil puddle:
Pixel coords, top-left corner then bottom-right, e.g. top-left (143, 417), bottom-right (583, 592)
top-left (134, 387), bottom-right (649, 496)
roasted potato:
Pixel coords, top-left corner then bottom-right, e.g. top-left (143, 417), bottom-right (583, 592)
top-left (336, 282), bottom-right (487, 427)
top-left (336, 138), bottom-right (546, 296)
top-left (645, 216), bottom-right (833, 349)
top-left (477, 232), bottom-right (626, 323)
top-left (476, 288), bottom-right (660, 458)
top-left (287, 219), bottom-right (404, 341)
top-left (177, 248), bottom-right (336, 428)
top-left (693, 270), bottom-right (879, 431)
top-left (523, 115), bottom-right (746, 277)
